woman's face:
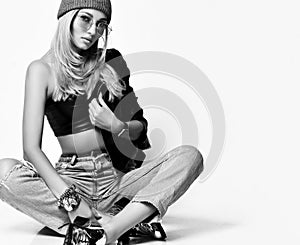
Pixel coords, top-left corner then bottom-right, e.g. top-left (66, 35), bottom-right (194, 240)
top-left (71, 9), bottom-right (108, 50)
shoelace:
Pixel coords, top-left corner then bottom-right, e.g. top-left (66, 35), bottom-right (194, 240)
top-left (132, 222), bottom-right (166, 240)
top-left (134, 223), bottom-right (154, 234)
top-left (61, 216), bottom-right (106, 245)
top-left (72, 226), bottom-right (91, 245)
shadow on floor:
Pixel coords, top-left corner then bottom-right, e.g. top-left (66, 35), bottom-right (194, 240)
top-left (27, 215), bottom-right (238, 245)
top-left (36, 227), bottom-right (65, 237)
top-left (163, 215), bottom-right (238, 241)
top-left (28, 227), bottom-right (64, 245)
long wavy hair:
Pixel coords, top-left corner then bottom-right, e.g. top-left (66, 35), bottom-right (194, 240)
top-left (50, 10), bottom-right (125, 102)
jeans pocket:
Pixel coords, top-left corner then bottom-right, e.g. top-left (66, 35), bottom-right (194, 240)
top-left (19, 159), bottom-right (39, 178)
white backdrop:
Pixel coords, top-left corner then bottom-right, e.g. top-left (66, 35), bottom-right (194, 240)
top-left (0, 0), bottom-right (300, 244)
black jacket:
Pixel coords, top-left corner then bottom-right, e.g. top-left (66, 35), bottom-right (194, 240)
top-left (98, 49), bottom-right (151, 172)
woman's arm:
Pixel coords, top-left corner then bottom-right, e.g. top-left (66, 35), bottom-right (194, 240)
top-left (89, 94), bottom-right (144, 141)
top-left (100, 48), bottom-right (151, 150)
top-left (117, 120), bottom-right (144, 141)
top-left (22, 60), bottom-right (69, 198)
top-left (117, 83), bottom-right (150, 148)
top-left (112, 49), bottom-right (151, 149)
top-left (22, 60), bottom-right (92, 220)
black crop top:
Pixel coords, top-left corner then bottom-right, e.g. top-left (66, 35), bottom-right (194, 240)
top-left (44, 49), bottom-right (151, 172)
top-left (45, 49), bottom-right (128, 137)
top-left (45, 81), bottom-right (102, 137)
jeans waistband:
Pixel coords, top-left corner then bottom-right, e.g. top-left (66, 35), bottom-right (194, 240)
top-left (59, 149), bottom-right (109, 165)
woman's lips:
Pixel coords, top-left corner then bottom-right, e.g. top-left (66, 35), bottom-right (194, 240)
top-left (82, 37), bottom-right (92, 43)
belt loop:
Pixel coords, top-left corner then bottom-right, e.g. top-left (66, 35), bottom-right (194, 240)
top-left (70, 154), bottom-right (77, 166)
top-left (90, 150), bottom-right (95, 158)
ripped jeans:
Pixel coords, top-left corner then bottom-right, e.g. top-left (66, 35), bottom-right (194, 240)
top-left (0, 145), bottom-right (203, 234)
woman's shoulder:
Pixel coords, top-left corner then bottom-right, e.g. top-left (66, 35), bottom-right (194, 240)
top-left (27, 59), bottom-right (52, 76)
top-left (25, 57), bottom-right (55, 98)
top-left (27, 50), bottom-right (55, 75)
top-left (27, 49), bottom-right (54, 74)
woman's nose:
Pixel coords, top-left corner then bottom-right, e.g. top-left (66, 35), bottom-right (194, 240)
top-left (87, 23), bottom-right (97, 36)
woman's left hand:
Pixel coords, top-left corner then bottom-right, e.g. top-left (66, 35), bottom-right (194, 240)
top-left (89, 92), bottom-right (123, 133)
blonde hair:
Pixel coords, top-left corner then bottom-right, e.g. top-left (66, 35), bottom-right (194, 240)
top-left (50, 10), bottom-right (125, 102)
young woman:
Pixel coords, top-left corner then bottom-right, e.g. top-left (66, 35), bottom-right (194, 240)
top-left (0, 0), bottom-right (203, 244)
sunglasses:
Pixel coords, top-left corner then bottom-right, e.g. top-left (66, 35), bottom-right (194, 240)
top-left (76, 14), bottom-right (112, 35)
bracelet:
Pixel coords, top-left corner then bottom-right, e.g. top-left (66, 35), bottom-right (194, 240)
top-left (57, 184), bottom-right (81, 212)
top-left (118, 122), bottom-right (129, 137)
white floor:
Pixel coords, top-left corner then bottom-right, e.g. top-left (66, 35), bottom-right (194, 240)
top-left (1, 1), bottom-right (300, 244)
top-left (1, 161), bottom-right (299, 245)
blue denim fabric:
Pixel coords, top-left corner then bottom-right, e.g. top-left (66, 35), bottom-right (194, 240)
top-left (0, 145), bottom-right (203, 235)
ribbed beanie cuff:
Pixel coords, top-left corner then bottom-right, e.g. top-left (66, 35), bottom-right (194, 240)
top-left (57, 0), bottom-right (112, 23)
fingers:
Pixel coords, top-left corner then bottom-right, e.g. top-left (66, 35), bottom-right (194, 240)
top-left (98, 92), bottom-right (109, 109)
top-left (89, 98), bottom-right (103, 121)
top-left (88, 102), bottom-right (107, 129)
top-left (89, 98), bottom-right (101, 111)
top-left (88, 108), bottom-right (95, 125)
top-left (88, 93), bottom-right (113, 129)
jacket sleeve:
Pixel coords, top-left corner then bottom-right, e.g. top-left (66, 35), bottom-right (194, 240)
top-left (107, 49), bottom-right (151, 150)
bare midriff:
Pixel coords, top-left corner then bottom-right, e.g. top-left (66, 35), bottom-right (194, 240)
top-left (57, 128), bottom-right (106, 155)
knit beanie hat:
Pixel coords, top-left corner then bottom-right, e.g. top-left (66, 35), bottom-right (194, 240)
top-left (57, 0), bottom-right (112, 23)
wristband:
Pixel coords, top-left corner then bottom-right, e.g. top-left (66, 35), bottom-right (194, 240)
top-left (57, 184), bottom-right (81, 212)
top-left (118, 122), bottom-right (129, 137)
